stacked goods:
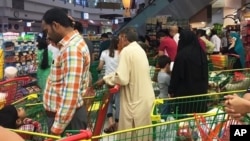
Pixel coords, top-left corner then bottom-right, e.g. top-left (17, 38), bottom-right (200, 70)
top-left (0, 49), bottom-right (3, 80)
top-left (210, 55), bottom-right (228, 69)
top-left (225, 72), bottom-right (250, 91)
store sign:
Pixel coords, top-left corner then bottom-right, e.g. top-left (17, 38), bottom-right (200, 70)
top-left (81, 12), bottom-right (89, 20)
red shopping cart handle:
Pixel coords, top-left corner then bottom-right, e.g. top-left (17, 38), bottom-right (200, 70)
top-left (59, 130), bottom-right (92, 141)
top-left (0, 76), bottom-right (31, 85)
top-left (109, 85), bottom-right (120, 94)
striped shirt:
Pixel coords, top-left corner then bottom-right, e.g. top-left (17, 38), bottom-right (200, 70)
top-left (43, 30), bottom-right (90, 134)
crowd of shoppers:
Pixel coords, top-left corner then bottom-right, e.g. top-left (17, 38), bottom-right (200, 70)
top-left (2, 6), bottom-right (249, 141)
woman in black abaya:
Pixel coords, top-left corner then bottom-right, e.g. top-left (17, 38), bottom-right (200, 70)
top-left (169, 30), bottom-right (208, 116)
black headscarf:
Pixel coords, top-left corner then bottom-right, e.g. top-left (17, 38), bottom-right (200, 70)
top-left (178, 30), bottom-right (207, 66)
top-left (169, 30), bottom-right (208, 98)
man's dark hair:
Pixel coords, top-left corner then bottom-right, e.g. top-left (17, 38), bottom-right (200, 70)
top-left (109, 37), bottom-right (119, 58)
top-left (42, 8), bottom-right (73, 27)
top-left (158, 55), bottom-right (171, 69)
top-left (210, 29), bottom-right (217, 37)
top-left (145, 35), bottom-right (151, 42)
top-left (74, 21), bottom-right (83, 34)
top-left (119, 27), bottom-right (138, 42)
top-left (156, 29), bottom-right (170, 39)
top-left (101, 33), bottom-right (109, 38)
top-left (138, 35), bottom-right (146, 42)
top-left (196, 29), bottom-right (206, 36)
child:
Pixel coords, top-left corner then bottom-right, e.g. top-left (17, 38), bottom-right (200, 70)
top-left (157, 55), bottom-right (171, 115)
top-left (0, 105), bottom-right (26, 128)
top-left (157, 55), bottom-right (171, 98)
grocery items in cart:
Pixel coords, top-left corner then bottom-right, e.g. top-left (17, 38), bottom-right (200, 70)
top-left (208, 68), bottom-right (250, 93)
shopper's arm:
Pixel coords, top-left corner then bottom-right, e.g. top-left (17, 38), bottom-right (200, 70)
top-left (97, 52), bottom-right (105, 71)
top-left (158, 40), bottom-right (166, 56)
top-left (224, 94), bottom-right (250, 117)
top-left (51, 45), bottom-right (87, 135)
top-left (0, 126), bottom-right (24, 141)
top-left (228, 37), bottom-right (236, 50)
top-left (113, 48), bottom-right (131, 85)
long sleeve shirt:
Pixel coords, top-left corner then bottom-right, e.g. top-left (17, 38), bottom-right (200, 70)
top-left (210, 35), bottom-right (221, 52)
top-left (200, 36), bottom-right (215, 54)
top-left (43, 30), bottom-right (90, 134)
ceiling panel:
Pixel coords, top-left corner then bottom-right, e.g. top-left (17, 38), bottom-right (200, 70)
top-left (212, 0), bottom-right (225, 8)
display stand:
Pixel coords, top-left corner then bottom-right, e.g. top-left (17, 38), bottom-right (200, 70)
top-left (0, 33), bottom-right (40, 95)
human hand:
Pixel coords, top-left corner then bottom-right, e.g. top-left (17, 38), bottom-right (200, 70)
top-left (44, 138), bottom-right (55, 141)
top-left (95, 79), bottom-right (105, 87)
top-left (168, 94), bottom-right (172, 98)
top-left (224, 94), bottom-right (250, 119)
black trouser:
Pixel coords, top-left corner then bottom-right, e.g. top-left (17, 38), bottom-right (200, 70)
top-left (46, 106), bottom-right (87, 134)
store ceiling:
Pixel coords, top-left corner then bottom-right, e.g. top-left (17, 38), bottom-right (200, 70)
top-left (212, 0), bottom-right (242, 9)
top-left (212, 0), bottom-right (225, 8)
top-left (156, 0), bottom-right (212, 19)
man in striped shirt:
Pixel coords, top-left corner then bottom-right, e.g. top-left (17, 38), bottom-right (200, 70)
top-left (41, 8), bottom-right (90, 135)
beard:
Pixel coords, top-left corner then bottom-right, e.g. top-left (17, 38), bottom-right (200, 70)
top-left (49, 26), bottom-right (63, 44)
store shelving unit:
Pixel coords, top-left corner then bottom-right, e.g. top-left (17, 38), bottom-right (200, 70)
top-left (1, 33), bottom-right (40, 94)
top-left (3, 36), bottom-right (38, 76)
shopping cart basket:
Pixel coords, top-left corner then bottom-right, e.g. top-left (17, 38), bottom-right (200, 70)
top-left (148, 57), bottom-right (157, 67)
top-left (90, 111), bottom-right (233, 141)
top-left (10, 129), bottom-right (92, 141)
top-left (0, 76), bottom-right (32, 105)
top-left (86, 85), bottom-right (120, 141)
top-left (151, 90), bottom-right (246, 121)
top-left (11, 93), bottom-right (90, 141)
top-left (11, 93), bottom-right (48, 140)
top-left (194, 112), bottom-right (242, 141)
top-left (208, 68), bottom-right (250, 92)
top-left (89, 61), bottom-right (100, 84)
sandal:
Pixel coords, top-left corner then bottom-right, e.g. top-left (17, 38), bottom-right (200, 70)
top-left (104, 124), bottom-right (117, 134)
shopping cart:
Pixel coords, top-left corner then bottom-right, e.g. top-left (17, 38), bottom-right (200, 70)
top-left (86, 85), bottom-right (120, 141)
top-left (151, 90), bottom-right (246, 121)
top-left (148, 57), bottom-right (157, 67)
top-left (0, 76), bottom-right (32, 106)
top-left (10, 85), bottom-right (119, 141)
top-left (209, 68), bottom-right (250, 93)
top-left (11, 93), bottom-right (48, 140)
top-left (89, 61), bottom-right (100, 84)
top-left (150, 90), bottom-right (248, 140)
top-left (10, 129), bottom-right (92, 141)
top-left (90, 111), bottom-right (235, 141)
top-left (88, 90), bottom-right (248, 141)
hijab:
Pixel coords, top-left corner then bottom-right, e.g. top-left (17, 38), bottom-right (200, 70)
top-left (178, 30), bottom-right (207, 66)
top-left (230, 32), bottom-right (245, 68)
